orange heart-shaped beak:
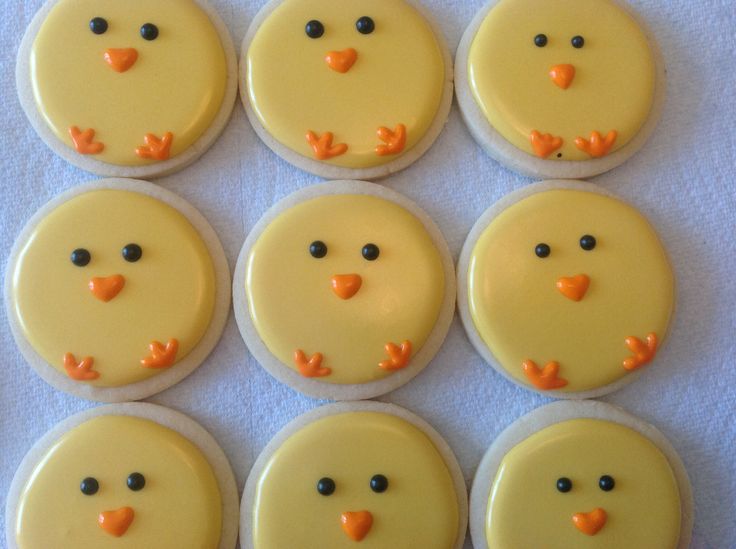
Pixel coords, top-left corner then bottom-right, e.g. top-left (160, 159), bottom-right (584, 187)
top-left (556, 274), bottom-right (590, 302)
top-left (325, 48), bottom-right (358, 73)
top-left (549, 64), bottom-right (576, 89)
top-left (89, 274), bottom-right (126, 302)
top-left (98, 507), bottom-right (134, 537)
top-left (341, 511), bottom-right (373, 541)
top-left (331, 274), bottom-right (362, 300)
top-left (572, 507), bottom-right (607, 536)
top-left (104, 48), bottom-right (139, 72)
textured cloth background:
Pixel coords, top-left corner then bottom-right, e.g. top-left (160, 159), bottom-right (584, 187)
top-left (1, 0), bottom-right (734, 547)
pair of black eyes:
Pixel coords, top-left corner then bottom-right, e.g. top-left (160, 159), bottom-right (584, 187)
top-left (535, 235), bottom-right (596, 258)
top-left (317, 474), bottom-right (388, 496)
top-left (534, 34), bottom-right (585, 49)
top-left (305, 16), bottom-right (375, 39)
top-left (309, 241), bottom-right (380, 261)
top-left (89, 17), bottom-right (159, 41)
top-left (71, 244), bottom-right (143, 267)
top-left (80, 473), bottom-right (145, 495)
top-left (556, 475), bottom-right (615, 493)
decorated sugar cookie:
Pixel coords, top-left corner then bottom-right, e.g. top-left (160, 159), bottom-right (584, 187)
top-left (17, 0), bottom-right (237, 178)
top-left (469, 401), bottom-right (693, 548)
top-left (5, 403), bottom-right (239, 549)
top-left (242, 401), bottom-right (468, 548)
top-left (5, 179), bottom-right (230, 402)
top-left (458, 180), bottom-right (674, 398)
top-left (241, 0), bottom-right (453, 179)
top-left (455, 0), bottom-right (665, 179)
top-left (233, 181), bottom-right (455, 400)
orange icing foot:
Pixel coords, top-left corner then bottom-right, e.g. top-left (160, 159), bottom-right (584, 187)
top-left (294, 350), bottom-right (332, 377)
top-left (135, 132), bottom-right (173, 161)
top-left (530, 130), bottom-right (563, 158)
top-left (623, 332), bottom-right (658, 371)
top-left (379, 340), bottom-right (412, 371)
top-left (574, 130), bottom-right (618, 158)
top-left (522, 360), bottom-right (568, 390)
top-left (375, 124), bottom-right (407, 156)
top-left (140, 339), bottom-right (178, 369)
top-left (306, 131), bottom-right (348, 160)
top-left (69, 127), bottom-right (104, 155)
top-left (63, 353), bottom-right (100, 381)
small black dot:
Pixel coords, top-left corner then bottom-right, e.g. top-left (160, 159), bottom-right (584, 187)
top-left (317, 477), bottom-right (335, 496)
top-left (370, 474), bottom-right (389, 493)
top-left (557, 153), bottom-right (562, 158)
top-left (356, 16), bottom-right (375, 35)
top-left (127, 472), bottom-right (146, 491)
top-left (122, 243), bottom-right (143, 262)
top-left (305, 20), bottom-right (325, 39)
top-left (535, 243), bottom-right (551, 258)
top-left (89, 17), bottom-right (108, 35)
top-left (309, 240), bottom-right (328, 258)
top-left (140, 23), bottom-right (159, 41)
top-left (599, 475), bottom-right (615, 491)
top-left (556, 477), bottom-right (572, 493)
top-left (361, 243), bottom-right (380, 261)
top-left (571, 35), bottom-right (585, 48)
top-left (534, 34), bottom-right (548, 47)
top-left (80, 477), bottom-right (99, 495)
top-left (71, 248), bottom-right (91, 267)
top-left (579, 234), bottom-right (597, 251)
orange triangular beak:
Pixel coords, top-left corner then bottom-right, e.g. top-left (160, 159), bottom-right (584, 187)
top-left (341, 511), bottom-right (373, 541)
top-left (556, 274), bottom-right (590, 302)
top-left (331, 274), bottom-right (362, 300)
top-left (325, 48), bottom-right (358, 73)
top-left (98, 507), bottom-right (134, 537)
top-left (89, 274), bottom-right (126, 302)
top-left (104, 48), bottom-right (139, 72)
top-left (549, 64), bottom-right (576, 89)
top-left (572, 507), bottom-right (607, 536)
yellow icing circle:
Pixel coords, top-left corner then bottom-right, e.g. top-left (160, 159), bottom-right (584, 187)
top-left (15, 415), bottom-right (222, 548)
top-left (467, 0), bottom-right (655, 161)
top-left (485, 418), bottom-right (681, 548)
top-left (245, 194), bottom-right (445, 385)
top-left (467, 188), bottom-right (673, 393)
top-left (253, 411), bottom-right (460, 548)
top-left (11, 189), bottom-right (216, 388)
top-left (30, 0), bottom-right (228, 166)
top-left (246, 0), bottom-right (445, 169)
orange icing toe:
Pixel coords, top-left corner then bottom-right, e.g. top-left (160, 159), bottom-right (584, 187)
top-left (530, 130), bottom-right (563, 158)
top-left (294, 349), bottom-right (332, 378)
top-left (623, 332), bottom-right (658, 371)
top-left (69, 126), bottom-right (104, 155)
top-left (135, 132), bottom-right (173, 161)
top-left (306, 131), bottom-right (348, 160)
top-left (63, 352), bottom-right (100, 381)
top-left (574, 130), bottom-right (618, 158)
top-left (378, 340), bottom-right (412, 371)
top-left (375, 124), bottom-right (407, 156)
top-left (140, 339), bottom-right (179, 369)
top-left (522, 360), bottom-right (568, 390)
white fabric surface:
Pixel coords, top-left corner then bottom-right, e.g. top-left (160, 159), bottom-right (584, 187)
top-left (1, 0), bottom-right (734, 547)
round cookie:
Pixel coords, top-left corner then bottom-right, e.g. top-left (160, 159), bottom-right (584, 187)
top-left (240, 0), bottom-right (453, 180)
top-left (5, 178), bottom-right (230, 402)
top-left (17, 0), bottom-right (238, 178)
top-left (5, 402), bottom-right (239, 549)
top-left (233, 180), bottom-right (455, 400)
top-left (469, 400), bottom-right (693, 549)
top-left (455, 0), bottom-right (665, 179)
top-left (457, 180), bottom-right (674, 398)
top-left (241, 401), bottom-right (468, 548)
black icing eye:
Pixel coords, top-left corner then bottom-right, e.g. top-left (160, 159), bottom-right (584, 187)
top-left (599, 475), bottom-right (615, 491)
top-left (309, 240), bottom-right (328, 258)
top-left (127, 472), bottom-right (146, 491)
top-left (90, 17), bottom-right (108, 35)
top-left (361, 243), bottom-right (380, 261)
top-left (356, 16), bottom-right (375, 35)
top-left (80, 477), bottom-right (99, 495)
top-left (122, 243), bottom-right (143, 262)
top-left (535, 243), bottom-right (551, 258)
top-left (71, 248), bottom-right (91, 267)
top-left (579, 234), bottom-right (597, 251)
top-left (370, 474), bottom-right (388, 493)
top-left (305, 20), bottom-right (325, 39)
top-left (140, 23), bottom-right (159, 41)
top-left (317, 477), bottom-right (335, 496)
top-left (534, 33), bottom-right (548, 47)
top-left (556, 477), bottom-right (572, 493)
top-left (571, 35), bottom-right (585, 48)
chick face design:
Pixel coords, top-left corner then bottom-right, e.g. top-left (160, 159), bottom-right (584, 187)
top-left (244, 0), bottom-right (451, 176)
top-left (23, 0), bottom-right (232, 170)
top-left (461, 182), bottom-right (674, 396)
